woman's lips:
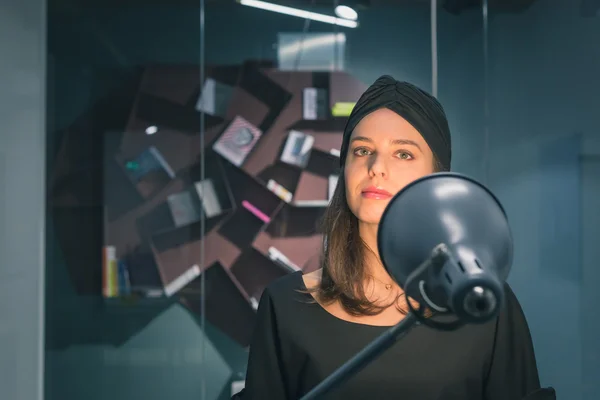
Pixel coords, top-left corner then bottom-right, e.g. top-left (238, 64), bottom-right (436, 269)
top-left (361, 186), bottom-right (392, 200)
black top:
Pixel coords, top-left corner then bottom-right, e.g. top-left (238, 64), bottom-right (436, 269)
top-left (234, 271), bottom-right (541, 400)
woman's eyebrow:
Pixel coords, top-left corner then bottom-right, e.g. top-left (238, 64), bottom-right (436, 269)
top-left (351, 136), bottom-right (422, 151)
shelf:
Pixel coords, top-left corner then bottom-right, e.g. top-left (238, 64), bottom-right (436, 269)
top-left (179, 262), bottom-right (257, 348)
top-left (237, 66), bottom-right (293, 133)
top-left (135, 92), bottom-right (223, 134)
top-left (229, 247), bottom-right (292, 300)
top-left (266, 202), bottom-right (326, 238)
top-left (306, 148), bottom-right (340, 178)
top-left (151, 213), bottom-right (228, 254)
top-left (103, 293), bottom-right (175, 309)
top-left (287, 117), bottom-right (348, 132)
top-left (120, 246), bottom-right (165, 297)
top-left (45, 296), bottom-right (177, 350)
top-left (52, 205), bottom-right (103, 295)
top-left (293, 171), bottom-right (329, 204)
top-left (253, 230), bottom-right (322, 272)
top-left (150, 212), bottom-right (232, 295)
top-left (218, 206), bottom-right (267, 249)
top-left (48, 64), bottom-right (367, 350)
top-left (257, 161), bottom-right (302, 197)
top-left (104, 157), bottom-right (145, 221)
top-left (222, 159), bottom-right (284, 217)
top-left (115, 146), bottom-right (176, 200)
top-left (139, 152), bottom-right (235, 236)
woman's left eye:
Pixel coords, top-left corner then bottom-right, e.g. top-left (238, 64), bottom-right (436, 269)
top-left (396, 151), bottom-right (413, 160)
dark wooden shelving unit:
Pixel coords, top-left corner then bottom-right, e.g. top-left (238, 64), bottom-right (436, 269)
top-left (47, 62), bottom-right (367, 350)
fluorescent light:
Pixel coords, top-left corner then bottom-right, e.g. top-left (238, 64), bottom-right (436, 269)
top-left (278, 33), bottom-right (345, 57)
top-left (239, 0), bottom-right (358, 28)
top-left (334, 5), bottom-right (358, 21)
top-left (145, 126), bottom-right (158, 135)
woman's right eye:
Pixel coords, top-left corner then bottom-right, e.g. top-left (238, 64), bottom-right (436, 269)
top-left (353, 147), bottom-right (372, 156)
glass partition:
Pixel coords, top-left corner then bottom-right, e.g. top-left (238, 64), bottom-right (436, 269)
top-left (45, 0), bottom-right (215, 399)
top-left (438, 1), bottom-right (600, 399)
top-left (45, 0), bottom-right (599, 399)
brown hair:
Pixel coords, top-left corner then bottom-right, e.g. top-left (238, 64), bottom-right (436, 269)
top-left (306, 156), bottom-right (445, 317)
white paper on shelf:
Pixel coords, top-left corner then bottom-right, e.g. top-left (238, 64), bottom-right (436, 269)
top-left (267, 179), bottom-right (292, 203)
top-left (303, 88), bottom-right (318, 120)
top-left (196, 78), bottom-right (216, 114)
top-left (145, 289), bottom-right (164, 298)
top-left (195, 179), bottom-right (223, 218)
top-left (292, 199), bottom-right (329, 207)
top-left (164, 264), bottom-right (201, 297)
top-left (328, 175), bottom-right (339, 201)
top-left (329, 148), bottom-right (341, 157)
top-left (268, 246), bottom-right (301, 272)
top-left (148, 146), bottom-right (176, 179)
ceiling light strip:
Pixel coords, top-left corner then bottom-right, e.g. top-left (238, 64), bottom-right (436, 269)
top-left (239, 0), bottom-right (358, 28)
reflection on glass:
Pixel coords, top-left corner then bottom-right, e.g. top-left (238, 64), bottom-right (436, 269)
top-left (278, 32), bottom-right (346, 71)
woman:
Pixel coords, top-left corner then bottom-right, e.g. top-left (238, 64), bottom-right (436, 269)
top-left (235, 76), bottom-right (541, 399)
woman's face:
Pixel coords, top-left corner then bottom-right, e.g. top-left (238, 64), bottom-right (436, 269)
top-left (344, 108), bottom-right (435, 227)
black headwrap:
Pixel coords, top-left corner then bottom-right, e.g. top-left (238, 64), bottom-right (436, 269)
top-left (339, 75), bottom-right (452, 171)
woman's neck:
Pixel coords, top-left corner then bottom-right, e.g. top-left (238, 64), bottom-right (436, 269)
top-left (358, 222), bottom-right (395, 285)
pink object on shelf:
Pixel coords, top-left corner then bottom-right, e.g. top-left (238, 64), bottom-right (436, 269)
top-left (241, 200), bottom-right (271, 224)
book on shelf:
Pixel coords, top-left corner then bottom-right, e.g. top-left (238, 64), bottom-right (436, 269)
top-left (196, 77), bottom-right (235, 118)
top-left (267, 179), bottom-right (293, 203)
top-left (328, 174), bottom-right (339, 201)
top-left (122, 146), bottom-right (175, 198)
top-left (194, 179), bottom-right (223, 217)
top-left (280, 130), bottom-right (314, 168)
top-left (331, 101), bottom-right (356, 117)
top-left (267, 246), bottom-right (301, 272)
top-left (166, 178), bottom-right (224, 227)
top-left (303, 88), bottom-right (329, 120)
top-left (213, 116), bottom-right (262, 167)
top-left (167, 188), bottom-right (202, 227)
top-left (102, 246), bottom-right (132, 298)
top-left (164, 264), bottom-right (201, 297)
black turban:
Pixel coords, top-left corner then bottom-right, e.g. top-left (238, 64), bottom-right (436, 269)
top-left (339, 75), bottom-right (452, 171)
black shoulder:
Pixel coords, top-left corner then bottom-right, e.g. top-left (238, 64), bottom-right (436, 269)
top-left (263, 271), bottom-right (305, 300)
top-left (502, 282), bottom-right (528, 319)
top-left (258, 271), bottom-right (313, 319)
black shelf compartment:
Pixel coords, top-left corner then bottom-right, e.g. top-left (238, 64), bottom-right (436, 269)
top-left (218, 204), bottom-right (270, 250)
top-left (179, 262), bottom-right (257, 348)
top-left (306, 148), bottom-right (340, 178)
top-left (266, 203), bottom-right (326, 238)
top-left (136, 153), bottom-right (235, 245)
top-left (229, 247), bottom-right (292, 301)
top-left (257, 160), bottom-right (303, 198)
top-left (287, 117), bottom-right (348, 132)
top-left (221, 156), bottom-right (284, 217)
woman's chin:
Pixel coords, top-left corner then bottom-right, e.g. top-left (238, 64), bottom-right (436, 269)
top-left (356, 211), bottom-right (385, 226)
